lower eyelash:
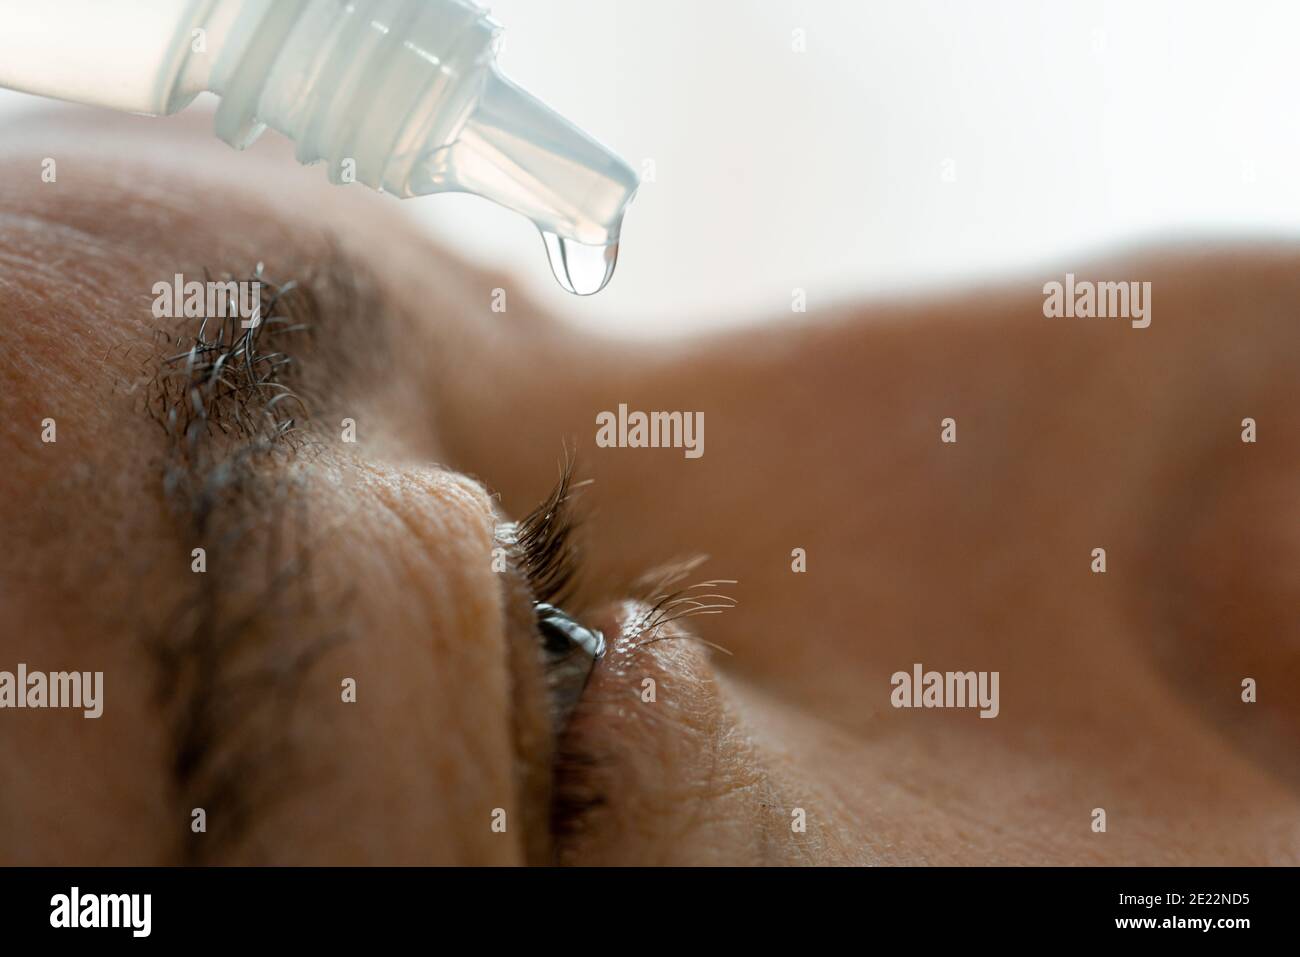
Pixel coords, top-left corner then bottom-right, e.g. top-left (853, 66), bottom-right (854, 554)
top-left (622, 558), bottom-right (740, 654)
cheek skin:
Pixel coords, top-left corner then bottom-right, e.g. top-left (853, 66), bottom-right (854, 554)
top-left (554, 601), bottom-right (824, 865)
top-left (210, 458), bottom-right (524, 864)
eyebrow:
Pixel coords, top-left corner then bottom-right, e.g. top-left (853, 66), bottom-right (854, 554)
top-left (142, 248), bottom-right (381, 862)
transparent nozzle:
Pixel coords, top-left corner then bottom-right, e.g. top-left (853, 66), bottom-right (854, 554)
top-left (412, 68), bottom-right (640, 295)
top-left (196, 0), bottom-right (638, 295)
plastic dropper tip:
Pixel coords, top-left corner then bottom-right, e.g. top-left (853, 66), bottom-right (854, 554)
top-left (419, 66), bottom-right (637, 295)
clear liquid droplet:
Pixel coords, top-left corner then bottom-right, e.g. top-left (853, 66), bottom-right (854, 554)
top-left (542, 231), bottom-right (619, 296)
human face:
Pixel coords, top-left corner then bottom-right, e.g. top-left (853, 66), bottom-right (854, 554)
top-left (1, 106), bottom-right (1297, 865)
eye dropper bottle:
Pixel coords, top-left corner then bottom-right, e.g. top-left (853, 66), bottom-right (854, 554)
top-left (0, 0), bottom-right (639, 294)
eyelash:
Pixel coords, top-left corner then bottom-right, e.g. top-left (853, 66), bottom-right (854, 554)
top-left (505, 454), bottom-right (616, 851)
top-left (512, 453), bottom-right (584, 609)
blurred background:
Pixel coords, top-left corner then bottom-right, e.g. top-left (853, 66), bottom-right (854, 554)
top-left (3, 0), bottom-right (1299, 333)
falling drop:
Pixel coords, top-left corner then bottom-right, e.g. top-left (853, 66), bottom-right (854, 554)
top-left (541, 231), bottom-right (619, 296)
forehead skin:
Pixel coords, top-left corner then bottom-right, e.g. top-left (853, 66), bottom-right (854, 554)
top-left (0, 106), bottom-right (531, 864)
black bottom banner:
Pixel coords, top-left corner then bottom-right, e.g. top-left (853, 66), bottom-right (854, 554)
top-left (0, 866), bottom-right (1283, 943)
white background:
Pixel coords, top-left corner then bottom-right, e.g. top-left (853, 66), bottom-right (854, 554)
top-left (3, 0), bottom-right (1300, 333)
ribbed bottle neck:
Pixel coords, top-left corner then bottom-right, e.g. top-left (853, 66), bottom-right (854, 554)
top-left (179, 0), bottom-right (499, 195)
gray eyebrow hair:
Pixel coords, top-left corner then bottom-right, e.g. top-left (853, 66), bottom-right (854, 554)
top-left (141, 252), bottom-right (372, 863)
